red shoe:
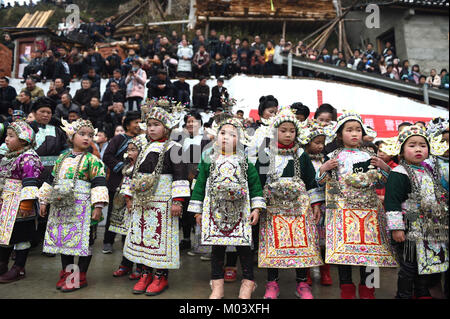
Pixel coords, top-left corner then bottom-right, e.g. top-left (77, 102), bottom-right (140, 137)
top-left (340, 283), bottom-right (356, 299)
top-left (306, 269), bottom-right (313, 286)
top-left (145, 275), bottom-right (169, 296)
top-left (224, 267), bottom-right (237, 283)
top-left (113, 265), bottom-right (131, 277)
top-left (129, 267), bottom-right (143, 280)
top-left (359, 284), bottom-right (375, 299)
top-left (56, 270), bottom-right (72, 290)
top-left (61, 272), bottom-right (88, 292)
top-left (320, 264), bottom-right (333, 286)
top-left (133, 273), bottom-right (153, 294)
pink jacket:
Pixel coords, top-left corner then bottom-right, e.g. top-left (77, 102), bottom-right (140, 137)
top-left (125, 68), bottom-right (147, 98)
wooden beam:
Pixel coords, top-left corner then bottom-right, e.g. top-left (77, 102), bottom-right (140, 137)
top-left (197, 16), bottom-right (331, 22)
top-left (153, 0), bottom-right (167, 21)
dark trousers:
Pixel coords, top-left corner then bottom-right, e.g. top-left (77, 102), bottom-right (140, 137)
top-left (394, 242), bottom-right (432, 299)
top-left (127, 97), bottom-right (143, 112)
top-left (0, 246), bottom-right (29, 268)
top-left (103, 191), bottom-right (117, 245)
top-left (268, 268), bottom-right (308, 283)
top-left (338, 265), bottom-right (371, 285)
top-left (180, 204), bottom-right (194, 241)
top-left (211, 245), bottom-right (253, 280)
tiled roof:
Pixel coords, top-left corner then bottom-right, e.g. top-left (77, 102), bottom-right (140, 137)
top-left (396, 0), bottom-right (449, 8)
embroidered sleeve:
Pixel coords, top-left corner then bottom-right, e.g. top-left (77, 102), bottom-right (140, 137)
top-left (386, 211), bottom-right (405, 230)
top-left (38, 182), bottom-right (53, 205)
top-left (172, 180), bottom-right (190, 198)
top-left (308, 187), bottom-right (325, 204)
top-left (119, 176), bottom-right (133, 197)
top-left (87, 153), bottom-right (109, 205)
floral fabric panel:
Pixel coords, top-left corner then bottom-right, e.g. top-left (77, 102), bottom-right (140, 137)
top-left (123, 175), bottom-right (180, 269)
top-left (0, 179), bottom-right (22, 245)
top-left (259, 206), bottom-right (323, 268)
top-left (35, 125), bottom-right (56, 149)
top-left (201, 155), bottom-right (252, 246)
top-left (43, 180), bottom-right (92, 256)
top-left (325, 149), bottom-right (397, 267)
top-left (54, 152), bottom-right (106, 182)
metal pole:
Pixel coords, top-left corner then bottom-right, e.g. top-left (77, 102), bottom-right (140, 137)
top-left (423, 83), bottom-right (429, 105)
top-left (287, 52), bottom-right (293, 77)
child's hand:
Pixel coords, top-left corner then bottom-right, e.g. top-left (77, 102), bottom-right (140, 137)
top-left (195, 214), bottom-right (202, 226)
top-left (171, 203), bottom-right (182, 217)
top-left (320, 159), bottom-right (338, 174)
top-left (92, 207), bottom-right (102, 221)
top-left (39, 204), bottom-right (47, 217)
top-left (371, 156), bottom-right (390, 173)
top-left (312, 205), bottom-right (321, 224)
top-left (392, 230), bottom-right (406, 243)
top-left (249, 209), bottom-right (260, 226)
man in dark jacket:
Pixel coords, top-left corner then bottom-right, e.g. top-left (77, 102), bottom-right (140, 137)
top-left (82, 96), bottom-right (106, 130)
top-left (82, 67), bottom-right (101, 90)
top-left (0, 77), bottom-right (17, 118)
top-left (173, 73), bottom-right (191, 107)
top-left (83, 47), bottom-right (104, 75)
top-left (209, 78), bottom-right (228, 112)
top-left (12, 91), bottom-right (34, 115)
top-left (52, 51), bottom-right (71, 87)
top-left (105, 49), bottom-right (122, 77)
top-left (192, 77), bottom-right (210, 111)
top-left (106, 69), bottom-right (126, 90)
top-left (146, 69), bottom-right (175, 99)
top-left (46, 78), bottom-right (69, 104)
top-left (102, 81), bottom-right (126, 110)
top-left (73, 79), bottom-right (100, 110)
top-left (102, 111), bottom-right (141, 253)
top-left (216, 34), bottom-right (232, 60)
top-left (54, 92), bottom-right (80, 121)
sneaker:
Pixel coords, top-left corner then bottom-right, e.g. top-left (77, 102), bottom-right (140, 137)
top-left (264, 281), bottom-right (280, 299)
top-left (187, 250), bottom-right (200, 256)
top-left (200, 253), bottom-right (211, 261)
top-left (133, 273), bottom-right (153, 294)
top-left (224, 267), bottom-right (237, 283)
top-left (145, 275), bottom-right (169, 296)
top-left (295, 282), bottom-right (314, 299)
top-left (102, 243), bottom-right (113, 254)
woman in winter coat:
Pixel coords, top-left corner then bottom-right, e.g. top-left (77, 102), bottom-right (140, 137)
top-left (177, 40), bottom-right (194, 77)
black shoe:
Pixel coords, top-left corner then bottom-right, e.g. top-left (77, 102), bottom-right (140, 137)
top-left (179, 240), bottom-right (191, 251)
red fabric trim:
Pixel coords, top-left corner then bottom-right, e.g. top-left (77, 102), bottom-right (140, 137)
top-left (277, 141), bottom-right (295, 149)
top-left (173, 198), bottom-right (184, 202)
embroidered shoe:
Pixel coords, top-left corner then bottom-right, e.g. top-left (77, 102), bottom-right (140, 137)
top-left (358, 284), bottom-right (376, 299)
top-left (340, 283), bottom-right (356, 299)
top-left (61, 272), bottom-right (88, 292)
top-left (145, 275), bottom-right (169, 296)
top-left (296, 282), bottom-right (314, 299)
top-left (320, 265), bottom-right (333, 286)
top-left (133, 273), bottom-right (153, 294)
top-left (264, 281), bottom-right (280, 299)
top-left (224, 267), bottom-right (237, 283)
top-left (0, 265), bottom-right (26, 283)
top-left (113, 265), bottom-right (131, 277)
top-left (56, 270), bottom-right (72, 290)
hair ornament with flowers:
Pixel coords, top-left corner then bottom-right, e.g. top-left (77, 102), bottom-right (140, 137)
top-left (61, 118), bottom-right (97, 141)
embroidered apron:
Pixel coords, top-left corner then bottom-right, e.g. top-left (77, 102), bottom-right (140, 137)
top-left (108, 191), bottom-right (131, 236)
top-left (43, 179), bottom-right (92, 256)
top-left (201, 156), bottom-right (252, 247)
top-left (0, 179), bottom-right (22, 245)
top-left (123, 174), bottom-right (180, 269)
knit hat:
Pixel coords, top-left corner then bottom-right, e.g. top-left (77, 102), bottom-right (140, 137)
top-left (8, 120), bottom-right (36, 147)
top-left (32, 96), bottom-right (56, 114)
